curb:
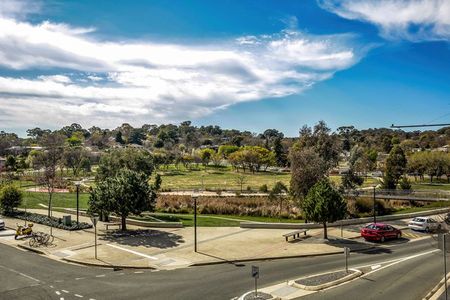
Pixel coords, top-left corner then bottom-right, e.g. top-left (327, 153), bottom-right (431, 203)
top-left (190, 246), bottom-right (377, 267)
top-left (422, 271), bottom-right (450, 300)
top-left (62, 257), bottom-right (156, 270)
top-left (17, 244), bottom-right (47, 255)
top-left (291, 269), bottom-right (362, 291)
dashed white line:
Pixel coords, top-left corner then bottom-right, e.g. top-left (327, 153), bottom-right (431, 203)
top-left (49, 285), bottom-right (54, 289)
top-left (95, 274), bottom-right (105, 278)
top-left (55, 291), bottom-right (61, 295)
top-left (134, 271), bottom-right (144, 274)
top-left (75, 277), bottom-right (85, 280)
top-left (74, 294), bottom-right (83, 298)
top-left (60, 298), bottom-right (64, 300)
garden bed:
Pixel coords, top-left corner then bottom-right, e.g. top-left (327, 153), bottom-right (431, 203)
top-left (10, 211), bottom-right (92, 230)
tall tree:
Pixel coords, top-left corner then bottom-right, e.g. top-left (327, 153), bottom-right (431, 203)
top-left (302, 179), bottom-right (346, 239)
top-left (34, 132), bottom-right (65, 217)
top-left (89, 169), bottom-right (156, 230)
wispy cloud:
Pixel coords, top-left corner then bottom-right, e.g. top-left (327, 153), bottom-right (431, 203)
top-left (319, 0), bottom-right (450, 42)
top-left (0, 1), bottom-right (365, 129)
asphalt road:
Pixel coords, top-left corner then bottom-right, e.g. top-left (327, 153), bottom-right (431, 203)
top-left (0, 236), bottom-right (446, 300)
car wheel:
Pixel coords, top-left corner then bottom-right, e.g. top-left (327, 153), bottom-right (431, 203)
top-left (438, 224), bottom-right (442, 230)
top-left (380, 236), bottom-right (385, 242)
top-left (425, 227), bottom-right (430, 233)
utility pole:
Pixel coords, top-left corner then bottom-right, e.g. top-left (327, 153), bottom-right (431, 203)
top-left (373, 186), bottom-right (376, 224)
top-left (444, 234), bottom-right (448, 300)
top-left (192, 190), bottom-right (198, 253)
top-left (76, 182), bottom-right (80, 224)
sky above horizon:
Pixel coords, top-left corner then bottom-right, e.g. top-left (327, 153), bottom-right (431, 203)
top-left (0, 0), bottom-right (449, 137)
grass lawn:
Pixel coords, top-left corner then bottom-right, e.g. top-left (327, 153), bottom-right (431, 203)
top-left (393, 201), bottom-right (450, 215)
top-left (133, 213), bottom-right (304, 227)
top-left (21, 191), bottom-right (90, 210)
top-left (158, 165), bottom-right (291, 191)
top-left (411, 183), bottom-right (450, 191)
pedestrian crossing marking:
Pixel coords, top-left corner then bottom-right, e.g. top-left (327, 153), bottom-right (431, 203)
top-left (402, 232), bottom-right (423, 239)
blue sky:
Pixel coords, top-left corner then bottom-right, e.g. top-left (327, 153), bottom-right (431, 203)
top-left (0, 0), bottom-right (449, 136)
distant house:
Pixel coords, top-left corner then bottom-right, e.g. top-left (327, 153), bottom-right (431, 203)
top-left (434, 145), bottom-right (450, 153)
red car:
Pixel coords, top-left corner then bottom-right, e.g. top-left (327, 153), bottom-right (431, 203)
top-left (360, 223), bottom-right (402, 242)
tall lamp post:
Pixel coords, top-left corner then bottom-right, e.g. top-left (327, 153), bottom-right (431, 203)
top-left (192, 189), bottom-right (198, 253)
top-left (75, 182), bottom-right (80, 224)
top-left (373, 186), bottom-right (377, 223)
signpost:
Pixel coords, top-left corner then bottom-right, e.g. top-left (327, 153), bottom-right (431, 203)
top-left (252, 265), bottom-right (259, 297)
top-left (439, 233), bottom-right (449, 300)
top-left (344, 247), bottom-right (350, 273)
top-left (192, 190), bottom-right (199, 253)
top-left (90, 215), bottom-right (99, 259)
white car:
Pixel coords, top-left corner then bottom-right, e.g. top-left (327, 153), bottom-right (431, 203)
top-left (0, 219), bottom-right (4, 230)
top-left (408, 217), bottom-right (442, 232)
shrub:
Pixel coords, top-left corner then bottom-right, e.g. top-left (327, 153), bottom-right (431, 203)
top-left (0, 184), bottom-right (22, 215)
top-left (259, 184), bottom-right (268, 193)
top-left (11, 211), bottom-right (92, 230)
top-left (354, 198), bottom-right (391, 216)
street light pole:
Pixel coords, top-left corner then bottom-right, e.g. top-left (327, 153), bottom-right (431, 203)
top-left (194, 196), bottom-right (197, 252)
top-left (444, 234), bottom-right (448, 300)
top-left (373, 186), bottom-right (376, 223)
top-left (76, 183), bottom-right (80, 224)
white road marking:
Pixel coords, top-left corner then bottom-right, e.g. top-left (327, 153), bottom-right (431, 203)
top-left (60, 298), bottom-right (64, 300)
top-left (134, 271), bottom-right (144, 274)
top-left (62, 290), bottom-right (69, 293)
top-left (74, 294), bottom-right (83, 298)
top-left (363, 249), bottom-right (439, 277)
top-left (371, 264), bottom-right (381, 270)
top-left (95, 274), bottom-right (105, 278)
top-left (75, 277), bottom-right (85, 280)
top-left (0, 264), bottom-right (40, 282)
top-left (106, 244), bottom-right (158, 260)
top-left (55, 291), bottom-right (61, 295)
top-left (49, 285), bottom-right (54, 289)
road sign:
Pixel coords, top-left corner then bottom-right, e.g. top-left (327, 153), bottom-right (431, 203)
top-left (90, 216), bottom-right (99, 227)
top-left (252, 266), bottom-right (259, 279)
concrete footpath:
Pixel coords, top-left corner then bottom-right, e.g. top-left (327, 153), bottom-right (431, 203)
top-left (0, 209), bottom-right (442, 271)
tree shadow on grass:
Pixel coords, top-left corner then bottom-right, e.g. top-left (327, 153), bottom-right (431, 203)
top-left (100, 229), bottom-right (185, 249)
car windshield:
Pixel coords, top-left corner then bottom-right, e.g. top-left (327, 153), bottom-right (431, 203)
top-left (412, 218), bottom-right (425, 222)
top-left (366, 224), bottom-right (382, 230)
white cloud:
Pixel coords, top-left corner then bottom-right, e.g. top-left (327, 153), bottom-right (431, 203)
top-left (0, 11), bottom-right (364, 129)
top-left (319, 0), bottom-right (450, 41)
top-left (0, 0), bottom-right (41, 19)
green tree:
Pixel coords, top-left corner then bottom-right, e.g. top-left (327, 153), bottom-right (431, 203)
top-left (385, 145), bottom-right (407, 185)
top-left (302, 179), bottom-right (346, 239)
top-left (269, 181), bottom-right (289, 218)
top-left (89, 169), bottom-right (156, 230)
top-left (34, 132), bottom-right (65, 217)
top-left (290, 121), bottom-right (339, 201)
top-left (96, 149), bottom-right (153, 180)
top-left (200, 148), bottom-right (215, 167)
top-left (0, 184), bottom-right (22, 215)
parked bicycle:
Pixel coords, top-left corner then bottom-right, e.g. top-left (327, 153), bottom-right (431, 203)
top-left (29, 232), bottom-right (54, 247)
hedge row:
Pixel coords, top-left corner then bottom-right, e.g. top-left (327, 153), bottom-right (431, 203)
top-left (11, 211), bottom-right (92, 230)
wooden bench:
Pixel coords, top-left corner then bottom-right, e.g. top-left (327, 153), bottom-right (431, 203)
top-left (283, 229), bottom-right (308, 241)
top-left (104, 222), bottom-right (122, 230)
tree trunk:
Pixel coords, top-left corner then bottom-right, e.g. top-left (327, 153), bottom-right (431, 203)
top-left (323, 222), bottom-right (328, 239)
top-left (48, 192), bottom-right (52, 217)
top-left (121, 215), bottom-right (127, 231)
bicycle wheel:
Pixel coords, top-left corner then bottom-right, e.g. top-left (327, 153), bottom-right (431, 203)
top-left (29, 236), bottom-right (37, 247)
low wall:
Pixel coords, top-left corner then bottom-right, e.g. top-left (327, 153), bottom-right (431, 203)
top-left (60, 209), bottom-right (183, 228)
top-left (240, 207), bottom-right (450, 229)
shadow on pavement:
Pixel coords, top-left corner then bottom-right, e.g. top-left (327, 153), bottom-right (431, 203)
top-left (101, 229), bottom-right (185, 249)
top-left (197, 251), bottom-right (246, 267)
top-left (323, 237), bottom-right (393, 254)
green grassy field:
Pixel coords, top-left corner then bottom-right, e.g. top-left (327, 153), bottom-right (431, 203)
top-left (133, 213), bottom-right (304, 227)
top-left (158, 165), bottom-right (291, 191)
top-left (21, 191), bottom-right (90, 210)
